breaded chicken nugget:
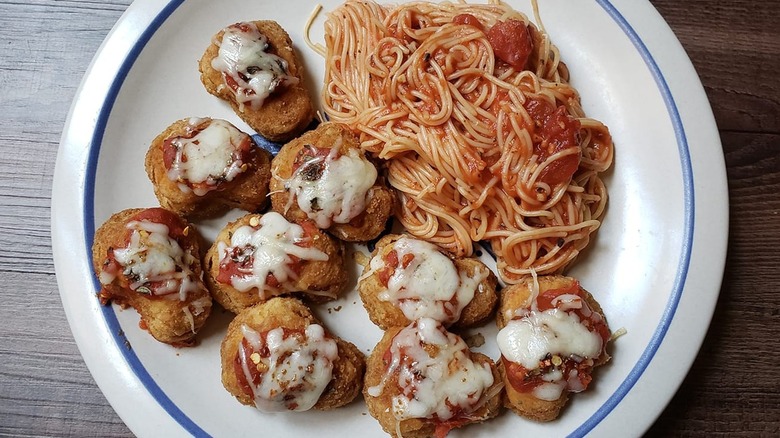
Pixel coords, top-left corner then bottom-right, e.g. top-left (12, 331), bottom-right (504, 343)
top-left (92, 208), bottom-right (212, 346)
top-left (221, 297), bottom-right (365, 411)
top-left (204, 211), bottom-right (348, 313)
top-left (364, 318), bottom-right (503, 438)
top-left (358, 234), bottom-right (497, 330)
top-left (199, 21), bottom-right (314, 142)
top-left (270, 122), bottom-right (394, 242)
top-left (496, 275), bottom-right (611, 422)
top-left (144, 117), bottom-right (272, 218)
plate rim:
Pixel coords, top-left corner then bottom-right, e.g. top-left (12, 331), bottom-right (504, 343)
top-left (52, 0), bottom-right (729, 436)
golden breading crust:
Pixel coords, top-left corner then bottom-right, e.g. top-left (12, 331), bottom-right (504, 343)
top-left (269, 122), bottom-right (394, 242)
top-left (220, 297), bottom-right (365, 410)
top-left (144, 117), bottom-right (272, 219)
top-left (358, 234), bottom-right (498, 330)
top-left (496, 275), bottom-right (610, 422)
top-left (199, 21), bottom-right (315, 142)
top-left (364, 325), bottom-right (503, 438)
top-left (203, 212), bottom-right (348, 314)
top-left (91, 208), bottom-right (212, 346)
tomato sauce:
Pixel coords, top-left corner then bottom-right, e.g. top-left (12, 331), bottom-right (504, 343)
top-left (129, 208), bottom-right (187, 238)
top-left (524, 98), bottom-right (581, 186)
top-left (377, 249), bottom-right (400, 286)
top-left (100, 208), bottom-right (192, 299)
top-left (222, 72), bottom-right (248, 95)
top-left (161, 121), bottom-right (204, 170)
top-left (233, 327), bottom-right (325, 400)
top-left (452, 14), bottom-right (484, 31)
top-left (452, 15), bottom-right (533, 71)
top-left (291, 144), bottom-right (335, 182)
top-left (216, 244), bottom-right (274, 285)
top-left (432, 414), bottom-right (472, 438)
top-left (486, 19), bottom-right (533, 71)
top-left (234, 338), bottom-right (263, 397)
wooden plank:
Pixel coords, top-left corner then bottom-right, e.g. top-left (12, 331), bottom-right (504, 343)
top-left (0, 0), bottom-right (133, 434)
top-left (651, 0), bottom-right (780, 134)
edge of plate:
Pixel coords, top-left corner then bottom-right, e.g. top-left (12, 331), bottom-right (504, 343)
top-left (582, 0), bottom-right (728, 434)
top-left (52, 0), bottom-right (192, 436)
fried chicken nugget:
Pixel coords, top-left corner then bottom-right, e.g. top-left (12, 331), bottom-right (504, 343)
top-left (221, 297), bottom-right (365, 411)
top-left (270, 122), bottom-right (394, 242)
top-left (496, 275), bottom-right (611, 422)
top-left (364, 318), bottom-right (503, 438)
top-left (204, 211), bottom-right (348, 313)
top-left (92, 208), bottom-right (212, 346)
top-left (144, 117), bottom-right (272, 219)
top-left (199, 21), bottom-right (315, 142)
top-left (358, 234), bottom-right (497, 330)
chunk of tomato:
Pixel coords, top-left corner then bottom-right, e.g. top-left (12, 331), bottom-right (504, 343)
top-left (486, 19), bottom-right (533, 71)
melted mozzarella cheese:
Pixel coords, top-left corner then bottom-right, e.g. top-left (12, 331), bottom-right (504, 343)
top-left (104, 220), bottom-right (202, 301)
top-left (217, 212), bottom-right (328, 297)
top-left (533, 382), bottom-right (565, 401)
top-left (368, 318), bottom-right (494, 421)
top-left (285, 148), bottom-right (377, 228)
top-left (497, 309), bottom-right (602, 371)
top-left (239, 324), bottom-right (338, 412)
top-left (211, 22), bottom-right (298, 111)
top-left (167, 119), bottom-right (247, 196)
top-left (369, 237), bottom-right (486, 323)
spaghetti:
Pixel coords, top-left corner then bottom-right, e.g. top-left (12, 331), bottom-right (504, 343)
top-left (322, 0), bottom-right (613, 283)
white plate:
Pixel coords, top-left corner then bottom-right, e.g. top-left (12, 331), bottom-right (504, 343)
top-left (52, 0), bottom-right (728, 436)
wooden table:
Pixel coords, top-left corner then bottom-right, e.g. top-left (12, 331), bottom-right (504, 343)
top-left (1, 0), bottom-right (777, 436)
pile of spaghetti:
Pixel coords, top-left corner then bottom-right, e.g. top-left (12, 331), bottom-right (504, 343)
top-left (321, 0), bottom-right (613, 283)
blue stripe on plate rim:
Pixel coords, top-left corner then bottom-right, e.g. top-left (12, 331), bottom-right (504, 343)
top-left (81, 0), bottom-right (695, 436)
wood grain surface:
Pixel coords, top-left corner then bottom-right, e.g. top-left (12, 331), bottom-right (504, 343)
top-left (0, 0), bottom-right (777, 436)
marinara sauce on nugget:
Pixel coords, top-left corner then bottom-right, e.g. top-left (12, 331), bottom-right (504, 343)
top-left (270, 122), bottom-right (394, 242)
top-left (145, 117), bottom-right (272, 218)
top-left (496, 275), bottom-right (611, 421)
top-left (92, 207), bottom-right (212, 346)
top-left (358, 234), bottom-right (497, 330)
top-left (199, 21), bottom-right (314, 142)
top-left (364, 318), bottom-right (503, 438)
top-left (204, 212), bottom-right (348, 313)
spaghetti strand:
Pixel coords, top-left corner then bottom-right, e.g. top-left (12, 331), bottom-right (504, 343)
top-left (323, 0), bottom-right (613, 283)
